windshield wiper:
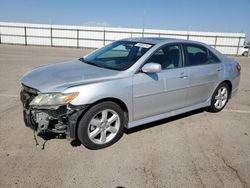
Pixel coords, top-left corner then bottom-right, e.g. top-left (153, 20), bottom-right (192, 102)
top-left (79, 58), bottom-right (100, 67)
top-left (78, 57), bottom-right (84, 62)
top-left (85, 61), bottom-right (101, 68)
top-left (101, 65), bottom-right (121, 71)
top-left (78, 57), bottom-right (120, 71)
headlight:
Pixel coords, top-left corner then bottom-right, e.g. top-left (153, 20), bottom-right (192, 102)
top-left (30, 92), bottom-right (79, 106)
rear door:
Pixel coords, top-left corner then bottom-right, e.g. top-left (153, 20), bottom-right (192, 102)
top-left (183, 44), bottom-right (222, 106)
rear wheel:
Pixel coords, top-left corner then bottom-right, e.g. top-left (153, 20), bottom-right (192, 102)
top-left (77, 101), bottom-right (125, 150)
top-left (208, 83), bottom-right (229, 112)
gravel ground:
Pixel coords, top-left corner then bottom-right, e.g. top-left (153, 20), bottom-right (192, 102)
top-left (0, 44), bottom-right (250, 188)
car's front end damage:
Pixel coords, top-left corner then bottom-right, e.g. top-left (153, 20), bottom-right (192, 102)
top-left (20, 84), bottom-right (87, 140)
top-left (19, 58), bottom-right (123, 143)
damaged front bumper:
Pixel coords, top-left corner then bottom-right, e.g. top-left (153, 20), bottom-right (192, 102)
top-left (20, 85), bottom-right (88, 140)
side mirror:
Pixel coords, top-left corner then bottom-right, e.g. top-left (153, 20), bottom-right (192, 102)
top-left (141, 63), bottom-right (162, 73)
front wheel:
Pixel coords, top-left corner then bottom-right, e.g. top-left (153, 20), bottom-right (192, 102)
top-left (77, 102), bottom-right (125, 150)
top-left (208, 83), bottom-right (229, 112)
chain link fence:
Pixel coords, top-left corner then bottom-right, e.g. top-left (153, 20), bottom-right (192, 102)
top-left (0, 22), bottom-right (246, 56)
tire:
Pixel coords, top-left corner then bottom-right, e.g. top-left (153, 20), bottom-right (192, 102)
top-left (77, 101), bottom-right (125, 150)
top-left (243, 51), bottom-right (248, 56)
top-left (207, 83), bottom-right (229, 112)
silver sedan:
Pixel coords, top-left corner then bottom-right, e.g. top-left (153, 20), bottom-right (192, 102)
top-left (20, 38), bottom-right (241, 149)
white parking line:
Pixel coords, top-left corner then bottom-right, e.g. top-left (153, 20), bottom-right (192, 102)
top-left (0, 94), bottom-right (19, 98)
top-left (223, 109), bottom-right (250, 114)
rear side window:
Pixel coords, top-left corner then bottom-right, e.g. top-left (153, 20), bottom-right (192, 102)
top-left (185, 44), bottom-right (220, 66)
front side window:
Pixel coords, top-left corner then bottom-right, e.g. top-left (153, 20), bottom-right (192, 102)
top-left (146, 45), bottom-right (183, 70)
top-left (84, 41), bottom-right (153, 71)
top-left (185, 44), bottom-right (220, 66)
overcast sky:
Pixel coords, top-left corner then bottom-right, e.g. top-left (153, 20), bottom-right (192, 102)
top-left (0, 0), bottom-right (249, 40)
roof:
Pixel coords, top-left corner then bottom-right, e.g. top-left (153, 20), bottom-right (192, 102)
top-left (123, 37), bottom-right (224, 58)
top-left (124, 37), bottom-right (185, 45)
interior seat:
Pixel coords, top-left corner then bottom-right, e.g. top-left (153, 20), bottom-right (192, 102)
top-left (194, 52), bottom-right (207, 65)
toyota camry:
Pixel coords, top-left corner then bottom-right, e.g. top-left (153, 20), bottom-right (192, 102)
top-left (20, 38), bottom-right (241, 149)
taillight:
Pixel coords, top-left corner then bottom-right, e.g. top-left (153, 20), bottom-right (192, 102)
top-left (236, 63), bottom-right (241, 72)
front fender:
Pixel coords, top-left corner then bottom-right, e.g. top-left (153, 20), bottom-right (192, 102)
top-left (65, 77), bottom-right (133, 122)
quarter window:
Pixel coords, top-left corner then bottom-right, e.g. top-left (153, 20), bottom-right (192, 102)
top-left (147, 45), bottom-right (183, 70)
top-left (185, 44), bottom-right (220, 66)
top-left (208, 51), bottom-right (221, 63)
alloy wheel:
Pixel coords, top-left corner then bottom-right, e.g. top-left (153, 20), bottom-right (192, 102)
top-left (214, 86), bottom-right (228, 110)
top-left (87, 109), bottom-right (120, 145)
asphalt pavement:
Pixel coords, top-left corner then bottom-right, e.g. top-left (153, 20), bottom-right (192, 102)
top-left (0, 45), bottom-right (249, 188)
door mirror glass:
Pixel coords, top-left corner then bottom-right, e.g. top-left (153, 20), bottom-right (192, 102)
top-left (141, 63), bottom-right (162, 73)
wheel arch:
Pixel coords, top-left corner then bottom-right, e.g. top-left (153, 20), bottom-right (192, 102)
top-left (88, 97), bottom-right (129, 118)
top-left (72, 97), bottom-right (129, 141)
top-left (209, 80), bottom-right (233, 104)
top-left (221, 80), bottom-right (232, 98)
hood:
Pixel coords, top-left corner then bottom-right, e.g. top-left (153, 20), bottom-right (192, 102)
top-left (21, 59), bottom-right (121, 92)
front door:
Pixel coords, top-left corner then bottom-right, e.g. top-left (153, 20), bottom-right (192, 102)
top-left (133, 44), bottom-right (189, 121)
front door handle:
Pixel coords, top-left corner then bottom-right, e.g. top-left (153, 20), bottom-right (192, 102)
top-left (216, 67), bottom-right (223, 71)
top-left (178, 72), bottom-right (188, 79)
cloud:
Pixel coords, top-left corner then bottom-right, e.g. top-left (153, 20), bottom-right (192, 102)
top-left (83, 21), bottom-right (110, 27)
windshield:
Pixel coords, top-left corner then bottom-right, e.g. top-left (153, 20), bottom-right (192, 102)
top-left (84, 40), bottom-right (153, 71)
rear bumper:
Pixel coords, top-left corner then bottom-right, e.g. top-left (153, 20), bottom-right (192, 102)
top-left (230, 73), bottom-right (241, 98)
